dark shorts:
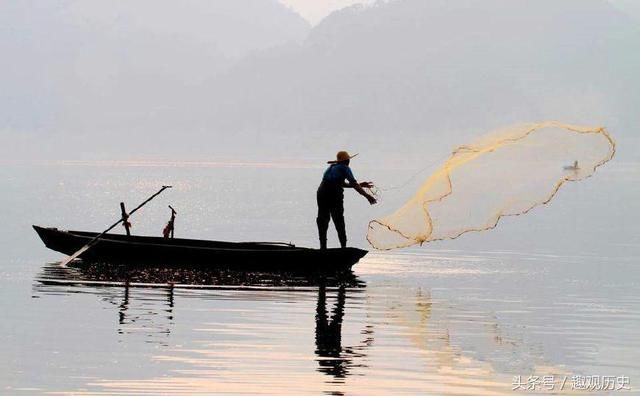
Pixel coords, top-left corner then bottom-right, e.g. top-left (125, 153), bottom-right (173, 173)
top-left (317, 182), bottom-right (344, 212)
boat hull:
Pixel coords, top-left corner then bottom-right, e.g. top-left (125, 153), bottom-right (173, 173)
top-left (33, 226), bottom-right (367, 272)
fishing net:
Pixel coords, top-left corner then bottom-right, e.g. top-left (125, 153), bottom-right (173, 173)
top-left (367, 122), bottom-right (616, 250)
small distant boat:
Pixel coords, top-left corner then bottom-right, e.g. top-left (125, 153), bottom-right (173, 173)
top-left (563, 160), bottom-right (580, 171)
top-left (33, 226), bottom-right (367, 272)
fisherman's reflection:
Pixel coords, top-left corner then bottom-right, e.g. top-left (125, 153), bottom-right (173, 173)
top-left (315, 282), bottom-right (373, 379)
top-left (315, 283), bottom-right (346, 377)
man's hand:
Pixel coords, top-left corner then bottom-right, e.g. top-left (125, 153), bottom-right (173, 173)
top-left (359, 181), bottom-right (374, 188)
top-left (366, 195), bottom-right (377, 205)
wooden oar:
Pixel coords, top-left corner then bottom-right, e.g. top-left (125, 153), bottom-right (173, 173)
top-left (60, 185), bottom-right (172, 266)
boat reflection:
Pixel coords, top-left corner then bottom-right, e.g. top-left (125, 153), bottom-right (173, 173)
top-left (37, 261), bottom-right (364, 288)
top-left (35, 262), bottom-right (371, 380)
top-left (115, 281), bottom-right (176, 336)
top-left (30, 260), bottom-right (558, 394)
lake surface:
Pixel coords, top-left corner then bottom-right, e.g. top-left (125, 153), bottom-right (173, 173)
top-left (1, 161), bottom-right (639, 395)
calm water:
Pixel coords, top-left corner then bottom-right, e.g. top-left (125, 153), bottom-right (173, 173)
top-left (1, 162), bottom-right (639, 395)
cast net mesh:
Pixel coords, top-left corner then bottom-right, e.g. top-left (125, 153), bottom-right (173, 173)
top-left (367, 122), bottom-right (616, 250)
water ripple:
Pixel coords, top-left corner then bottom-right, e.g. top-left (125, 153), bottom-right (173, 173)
top-left (27, 250), bottom-right (640, 395)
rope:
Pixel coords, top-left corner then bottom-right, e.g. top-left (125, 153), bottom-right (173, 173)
top-left (365, 155), bottom-right (448, 198)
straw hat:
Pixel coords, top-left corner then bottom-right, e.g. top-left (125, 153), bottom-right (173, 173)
top-left (328, 151), bottom-right (358, 164)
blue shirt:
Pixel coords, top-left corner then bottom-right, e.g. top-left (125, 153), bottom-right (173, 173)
top-left (322, 163), bottom-right (357, 186)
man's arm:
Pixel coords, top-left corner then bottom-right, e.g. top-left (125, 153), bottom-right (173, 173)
top-left (346, 180), bottom-right (377, 204)
top-left (344, 167), bottom-right (376, 204)
top-left (342, 181), bottom-right (373, 188)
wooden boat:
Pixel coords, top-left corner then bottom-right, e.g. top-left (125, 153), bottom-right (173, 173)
top-left (33, 226), bottom-right (367, 272)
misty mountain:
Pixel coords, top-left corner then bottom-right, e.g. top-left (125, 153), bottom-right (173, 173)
top-left (195, 0), bottom-right (638, 160)
top-left (2, 0), bottom-right (638, 162)
top-left (0, 0), bottom-right (309, 150)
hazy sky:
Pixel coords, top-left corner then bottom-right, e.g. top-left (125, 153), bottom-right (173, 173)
top-left (2, 0), bottom-right (637, 162)
top-left (281, 0), bottom-right (640, 24)
top-left (279, 0), bottom-right (374, 24)
top-left (609, 0), bottom-right (640, 19)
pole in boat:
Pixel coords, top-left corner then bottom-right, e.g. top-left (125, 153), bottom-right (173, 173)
top-left (60, 185), bottom-right (172, 266)
top-left (120, 202), bottom-right (131, 236)
top-left (163, 205), bottom-right (177, 239)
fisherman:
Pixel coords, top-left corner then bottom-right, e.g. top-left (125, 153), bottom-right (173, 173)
top-left (317, 151), bottom-right (377, 249)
